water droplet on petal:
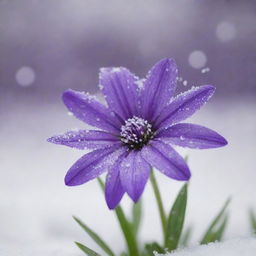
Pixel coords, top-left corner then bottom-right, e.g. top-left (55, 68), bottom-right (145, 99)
top-left (180, 135), bottom-right (185, 141)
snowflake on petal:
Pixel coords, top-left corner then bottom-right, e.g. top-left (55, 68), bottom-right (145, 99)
top-left (48, 59), bottom-right (227, 209)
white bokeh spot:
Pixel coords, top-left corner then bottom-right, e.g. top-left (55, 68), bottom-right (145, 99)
top-left (188, 50), bottom-right (207, 69)
top-left (15, 66), bottom-right (35, 87)
top-left (216, 21), bottom-right (237, 42)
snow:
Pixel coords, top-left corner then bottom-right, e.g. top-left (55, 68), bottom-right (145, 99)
top-left (1, 238), bottom-right (256, 256)
top-left (0, 98), bottom-right (255, 255)
top-left (159, 237), bottom-right (256, 256)
top-left (0, 247), bottom-right (82, 256)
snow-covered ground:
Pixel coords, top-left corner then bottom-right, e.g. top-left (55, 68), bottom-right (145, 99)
top-left (0, 97), bottom-right (255, 255)
top-left (162, 237), bottom-right (256, 256)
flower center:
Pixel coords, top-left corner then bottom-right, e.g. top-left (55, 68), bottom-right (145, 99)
top-left (120, 116), bottom-right (154, 150)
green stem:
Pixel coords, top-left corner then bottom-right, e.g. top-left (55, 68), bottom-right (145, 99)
top-left (150, 170), bottom-right (167, 243)
top-left (97, 178), bottom-right (139, 256)
top-left (115, 207), bottom-right (139, 256)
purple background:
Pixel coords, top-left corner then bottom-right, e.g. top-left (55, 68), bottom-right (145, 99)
top-left (1, 0), bottom-right (256, 104)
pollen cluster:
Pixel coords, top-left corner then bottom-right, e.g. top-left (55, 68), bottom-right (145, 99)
top-left (120, 116), bottom-right (154, 150)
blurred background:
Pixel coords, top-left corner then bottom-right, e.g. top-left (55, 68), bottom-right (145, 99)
top-left (0, 0), bottom-right (256, 255)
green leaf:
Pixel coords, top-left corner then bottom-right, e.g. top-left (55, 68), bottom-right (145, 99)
top-left (73, 216), bottom-right (115, 256)
top-left (131, 200), bottom-right (142, 236)
top-left (179, 225), bottom-right (192, 247)
top-left (249, 209), bottom-right (256, 234)
top-left (200, 198), bottom-right (231, 244)
top-left (144, 242), bottom-right (165, 256)
top-left (165, 183), bottom-right (188, 251)
top-left (201, 214), bottom-right (228, 243)
top-left (75, 242), bottom-right (101, 256)
top-left (214, 214), bottom-right (228, 241)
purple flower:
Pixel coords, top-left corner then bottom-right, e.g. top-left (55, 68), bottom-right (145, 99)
top-left (48, 59), bottom-right (227, 209)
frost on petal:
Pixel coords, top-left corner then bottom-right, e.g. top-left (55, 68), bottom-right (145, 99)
top-left (105, 152), bottom-right (127, 209)
top-left (47, 130), bottom-right (120, 150)
top-left (99, 67), bottom-right (140, 120)
top-left (157, 123), bottom-right (228, 149)
top-left (154, 85), bottom-right (215, 129)
top-left (141, 140), bottom-right (190, 181)
top-left (134, 79), bottom-right (146, 90)
top-left (62, 89), bottom-right (120, 133)
top-left (119, 150), bottom-right (151, 202)
top-left (65, 145), bottom-right (124, 186)
top-left (141, 58), bottom-right (178, 121)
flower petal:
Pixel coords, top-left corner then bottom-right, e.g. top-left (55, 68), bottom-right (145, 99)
top-left (141, 140), bottom-right (190, 181)
top-left (47, 130), bottom-right (120, 150)
top-left (62, 89), bottom-right (120, 133)
top-left (157, 123), bottom-right (228, 149)
top-left (154, 85), bottom-right (215, 129)
top-left (65, 145), bottom-right (124, 186)
top-left (105, 152), bottom-right (127, 209)
top-left (141, 58), bottom-right (178, 120)
top-left (99, 67), bottom-right (139, 120)
top-left (120, 150), bottom-right (151, 202)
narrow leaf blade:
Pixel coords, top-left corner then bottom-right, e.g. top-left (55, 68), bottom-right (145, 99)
top-left (249, 209), bottom-right (256, 234)
top-left (73, 216), bottom-right (115, 256)
top-left (204, 214), bottom-right (229, 243)
top-left (165, 183), bottom-right (188, 251)
top-left (200, 198), bottom-right (231, 244)
top-left (214, 214), bottom-right (229, 241)
top-left (179, 225), bottom-right (192, 247)
top-left (75, 242), bottom-right (101, 256)
top-left (145, 242), bottom-right (165, 256)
